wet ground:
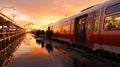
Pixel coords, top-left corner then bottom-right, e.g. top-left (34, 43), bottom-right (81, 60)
top-left (6, 33), bottom-right (117, 67)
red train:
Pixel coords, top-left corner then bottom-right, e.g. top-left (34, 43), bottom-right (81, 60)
top-left (49, 0), bottom-right (120, 56)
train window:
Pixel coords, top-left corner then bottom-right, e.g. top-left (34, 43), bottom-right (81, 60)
top-left (93, 10), bottom-right (99, 31)
top-left (106, 3), bottom-right (120, 14)
top-left (104, 14), bottom-right (120, 31)
top-left (61, 21), bottom-right (70, 34)
top-left (87, 14), bottom-right (93, 31)
top-left (70, 19), bottom-right (74, 32)
top-left (94, 19), bottom-right (98, 31)
top-left (94, 10), bottom-right (99, 17)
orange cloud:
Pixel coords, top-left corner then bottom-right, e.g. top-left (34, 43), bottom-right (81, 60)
top-left (0, 0), bottom-right (108, 30)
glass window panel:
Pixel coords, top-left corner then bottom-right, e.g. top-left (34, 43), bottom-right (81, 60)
top-left (106, 3), bottom-right (120, 14)
top-left (104, 14), bottom-right (120, 31)
top-left (93, 10), bottom-right (99, 31)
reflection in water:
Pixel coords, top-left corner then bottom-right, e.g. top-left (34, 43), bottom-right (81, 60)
top-left (36, 40), bottom-right (45, 48)
top-left (72, 58), bottom-right (96, 67)
top-left (0, 34), bottom-right (25, 67)
top-left (35, 39), bottom-right (53, 53)
top-left (41, 42), bottom-right (45, 48)
top-left (35, 34), bottom-right (53, 53)
top-left (36, 40), bottom-right (41, 44)
top-left (23, 33), bottom-right (36, 45)
top-left (36, 34), bottom-right (118, 67)
top-left (6, 34), bottom-right (117, 67)
top-left (45, 43), bottom-right (53, 53)
top-left (54, 46), bottom-right (115, 67)
top-left (73, 58), bottom-right (79, 67)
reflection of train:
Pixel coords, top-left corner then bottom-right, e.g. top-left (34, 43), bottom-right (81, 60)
top-left (49, 0), bottom-right (120, 56)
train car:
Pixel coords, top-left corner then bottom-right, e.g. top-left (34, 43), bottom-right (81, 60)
top-left (49, 0), bottom-right (120, 56)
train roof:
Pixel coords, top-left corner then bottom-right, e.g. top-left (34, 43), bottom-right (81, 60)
top-left (73, 0), bottom-right (120, 18)
top-left (52, 0), bottom-right (120, 25)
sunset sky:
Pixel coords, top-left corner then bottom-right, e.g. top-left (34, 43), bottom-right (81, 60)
top-left (0, 0), bottom-right (108, 29)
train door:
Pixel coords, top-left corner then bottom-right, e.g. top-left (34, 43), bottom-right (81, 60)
top-left (93, 10), bottom-right (101, 47)
top-left (86, 12), bottom-right (93, 48)
top-left (75, 15), bottom-right (88, 44)
top-left (86, 10), bottom-right (100, 48)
